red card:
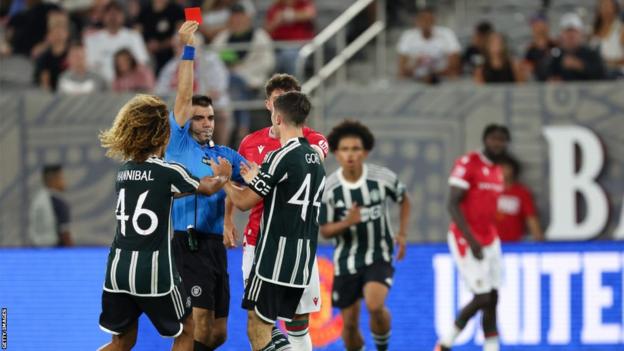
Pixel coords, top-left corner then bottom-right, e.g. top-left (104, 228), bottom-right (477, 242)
top-left (184, 7), bottom-right (202, 25)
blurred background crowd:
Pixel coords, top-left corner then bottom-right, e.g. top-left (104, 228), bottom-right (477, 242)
top-left (1, 0), bottom-right (622, 146)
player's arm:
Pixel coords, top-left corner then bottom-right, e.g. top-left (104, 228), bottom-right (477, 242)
top-left (306, 131), bottom-right (329, 161)
top-left (447, 186), bottom-right (483, 259)
top-left (223, 182), bottom-right (262, 211)
top-left (526, 216), bottom-right (544, 241)
top-left (173, 21), bottom-right (199, 127)
top-left (319, 204), bottom-right (360, 239)
top-left (173, 157), bottom-right (232, 198)
top-left (394, 194), bottom-right (411, 261)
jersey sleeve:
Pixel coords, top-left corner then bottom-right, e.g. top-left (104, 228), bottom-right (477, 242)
top-left (448, 155), bottom-right (473, 189)
top-left (306, 131), bottom-right (329, 158)
top-left (248, 152), bottom-right (288, 198)
top-left (166, 161), bottom-right (200, 194)
top-left (521, 186), bottom-right (537, 217)
top-left (318, 187), bottom-right (334, 225)
top-left (166, 111), bottom-right (190, 155)
top-left (383, 168), bottom-right (406, 203)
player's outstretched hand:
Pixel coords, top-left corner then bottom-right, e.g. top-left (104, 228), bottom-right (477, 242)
top-left (345, 202), bottom-right (361, 226)
top-left (209, 157), bottom-right (232, 179)
top-left (178, 20), bottom-right (199, 46)
top-left (240, 161), bottom-right (259, 184)
top-left (223, 220), bottom-right (239, 249)
top-left (395, 235), bottom-right (407, 261)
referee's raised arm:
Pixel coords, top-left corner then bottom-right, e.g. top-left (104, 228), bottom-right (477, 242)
top-left (173, 20), bottom-right (199, 127)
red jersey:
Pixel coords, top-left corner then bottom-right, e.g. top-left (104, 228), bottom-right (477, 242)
top-left (266, 0), bottom-right (315, 41)
top-left (496, 183), bottom-right (537, 242)
top-left (238, 126), bottom-right (328, 246)
top-left (448, 151), bottom-right (503, 250)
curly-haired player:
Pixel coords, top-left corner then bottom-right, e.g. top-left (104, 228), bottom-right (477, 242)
top-left (97, 94), bottom-right (232, 351)
top-left (319, 120), bottom-right (411, 351)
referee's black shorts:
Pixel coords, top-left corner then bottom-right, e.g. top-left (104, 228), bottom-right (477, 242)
top-left (173, 231), bottom-right (230, 318)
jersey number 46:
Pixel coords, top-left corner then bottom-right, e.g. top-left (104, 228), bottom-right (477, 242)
top-left (115, 189), bottom-right (158, 236)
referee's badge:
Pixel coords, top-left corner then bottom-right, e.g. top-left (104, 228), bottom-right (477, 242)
top-left (202, 156), bottom-right (211, 165)
top-left (191, 285), bottom-right (202, 297)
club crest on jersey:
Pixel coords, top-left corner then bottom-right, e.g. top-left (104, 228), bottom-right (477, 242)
top-left (313, 297), bottom-right (319, 306)
top-left (191, 285), bottom-right (202, 297)
top-left (257, 145), bottom-right (265, 154)
top-left (370, 189), bottom-right (380, 202)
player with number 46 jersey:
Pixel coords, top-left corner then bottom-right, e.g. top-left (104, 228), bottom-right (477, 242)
top-left (97, 93), bottom-right (232, 350)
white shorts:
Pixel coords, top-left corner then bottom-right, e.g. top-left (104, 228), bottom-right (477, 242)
top-left (448, 233), bottom-right (502, 295)
top-left (242, 244), bottom-right (321, 314)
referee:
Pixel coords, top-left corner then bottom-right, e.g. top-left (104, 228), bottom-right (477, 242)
top-left (165, 21), bottom-right (246, 351)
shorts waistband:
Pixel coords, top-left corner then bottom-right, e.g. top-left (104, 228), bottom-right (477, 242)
top-left (174, 230), bottom-right (222, 240)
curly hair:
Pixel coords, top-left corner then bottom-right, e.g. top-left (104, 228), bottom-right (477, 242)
top-left (327, 119), bottom-right (375, 152)
top-left (99, 94), bottom-right (170, 163)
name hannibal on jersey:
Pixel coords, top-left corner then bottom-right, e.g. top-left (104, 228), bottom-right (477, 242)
top-left (103, 157), bottom-right (199, 296)
top-left (248, 138), bottom-right (326, 288)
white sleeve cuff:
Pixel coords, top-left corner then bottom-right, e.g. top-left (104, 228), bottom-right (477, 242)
top-left (448, 177), bottom-right (470, 189)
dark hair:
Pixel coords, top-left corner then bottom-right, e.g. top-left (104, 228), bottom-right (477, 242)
top-left (42, 164), bottom-right (62, 183)
top-left (265, 73), bottom-right (301, 97)
top-left (273, 91), bottom-right (311, 126)
top-left (113, 48), bottom-right (137, 77)
top-left (192, 95), bottom-right (213, 107)
top-left (476, 21), bottom-right (494, 35)
top-left (499, 154), bottom-right (521, 179)
top-left (482, 123), bottom-right (511, 142)
top-left (593, 0), bottom-right (620, 35)
top-left (416, 6), bottom-right (436, 15)
top-left (105, 1), bottom-right (124, 13)
top-left (327, 119), bottom-right (375, 152)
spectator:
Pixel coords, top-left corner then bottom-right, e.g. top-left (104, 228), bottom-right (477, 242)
top-left (155, 33), bottom-right (232, 145)
top-left (496, 155), bottom-right (544, 242)
top-left (81, 0), bottom-right (112, 31)
top-left (58, 43), bottom-right (108, 95)
top-left (462, 21), bottom-right (494, 75)
top-left (28, 164), bottom-right (73, 247)
top-left (84, 1), bottom-right (149, 82)
top-left (474, 32), bottom-right (526, 83)
top-left (265, 0), bottom-right (315, 75)
top-left (135, 0), bottom-right (184, 74)
top-left (112, 48), bottom-right (155, 92)
top-left (199, 0), bottom-right (256, 43)
top-left (547, 12), bottom-right (607, 81)
top-left (33, 11), bottom-right (71, 92)
top-left (591, 0), bottom-right (624, 77)
top-left (524, 13), bottom-right (557, 81)
top-left (213, 4), bottom-right (275, 138)
top-left (5, 0), bottom-right (60, 57)
top-left (397, 7), bottom-right (461, 84)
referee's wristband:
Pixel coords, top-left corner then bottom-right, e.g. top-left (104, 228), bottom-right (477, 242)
top-left (182, 45), bottom-right (195, 60)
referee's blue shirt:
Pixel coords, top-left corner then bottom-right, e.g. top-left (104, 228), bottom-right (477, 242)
top-left (165, 112), bottom-right (246, 235)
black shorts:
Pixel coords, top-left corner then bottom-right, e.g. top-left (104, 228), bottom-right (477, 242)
top-left (241, 267), bottom-right (304, 323)
top-left (173, 231), bottom-right (230, 318)
top-left (332, 260), bottom-right (395, 309)
top-left (99, 282), bottom-right (190, 337)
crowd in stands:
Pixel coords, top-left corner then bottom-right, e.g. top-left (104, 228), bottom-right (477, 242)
top-left (397, 1), bottom-right (624, 84)
top-left (1, 0), bottom-right (623, 143)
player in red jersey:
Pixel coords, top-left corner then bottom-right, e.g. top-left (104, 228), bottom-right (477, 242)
top-left (225, 73), bottom-right (328, 351)
top-left (496, 155), bottom-right (544, 242)
top-left (436, 124), bottom-right (510, 351)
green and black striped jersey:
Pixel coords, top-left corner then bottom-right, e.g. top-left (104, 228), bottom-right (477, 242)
top-left (103, 157), bottom-right (199, 296)
top-left (249, 137), bottom-right (326, 288)
top-left (319, 164), bottom-right (406, 276)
